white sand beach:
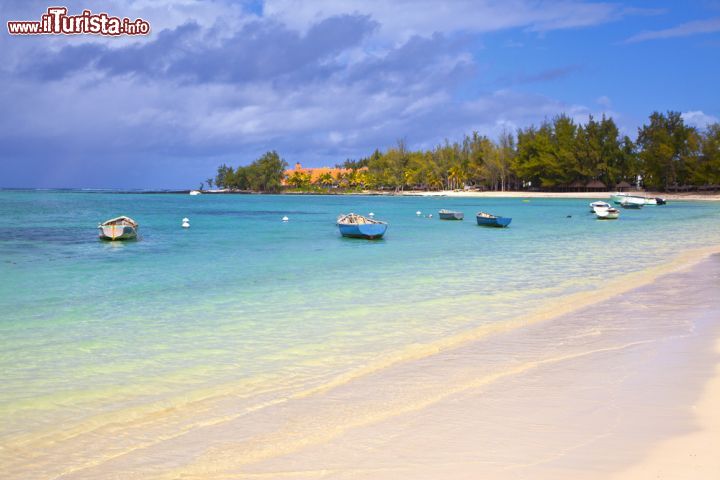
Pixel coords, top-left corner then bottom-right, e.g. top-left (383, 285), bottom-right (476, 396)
top-left (77, 251), bottom-right (718, 480)
top-left (401, 190), bottom-right (720, 202)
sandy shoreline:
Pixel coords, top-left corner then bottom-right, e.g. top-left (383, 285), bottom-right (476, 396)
top-left (610, 336), bottom-right (720, 480)
top-left (4, 246), bottom-right (720, 478)
top-left (141, 250), bottom-right (720, 479)
top-left (399, 189), bottom-right (720, 201)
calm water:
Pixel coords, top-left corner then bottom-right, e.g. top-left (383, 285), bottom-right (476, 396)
top-left (1, 190), bottom-right (719, 476)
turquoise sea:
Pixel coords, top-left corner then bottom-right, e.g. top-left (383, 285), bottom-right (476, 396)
top-left (1, 190), bottom-right (720, 476)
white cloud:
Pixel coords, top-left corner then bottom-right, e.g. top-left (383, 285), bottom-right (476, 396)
top-left (0, 0), bottom-right (668, 188)
top-left (265, 0), bottom-right (626, 43)
top-left (596, 95), bottom-right (611, 108)
top-left (625, 17), bottom-right (720, 43)
top-left (681, 111), bottom-right (719, 129)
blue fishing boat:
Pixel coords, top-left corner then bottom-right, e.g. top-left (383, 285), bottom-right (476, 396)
top-left (337, 213), bottom-right (388, 239)
top-left (476, 211), bottom-right (511, 228)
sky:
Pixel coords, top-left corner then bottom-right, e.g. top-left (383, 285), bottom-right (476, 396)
top-left (1, 0), bottom-right (719, 189)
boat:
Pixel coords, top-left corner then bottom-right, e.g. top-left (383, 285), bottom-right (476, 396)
top-left (610, 192), bottom-right (627, 204)
top-left (642, 197), bottom-right (658, 206)
top-left (189, 190), bottom-right (202, 195)
top-left (337, 213), bottom-right (388, 239)
top-left (476, 211), bottom-right (512, 228)
top-left (641, 197), bottom-right (667, 205)
top-left (98, 216), bottom-right (138, 240)
top-left (619, 199), bottom-right (643, 209)
top-left (594, 206), bottom-right (620, 219)
top-left (589, 201), bottom-right (611, 212)
top-left (438, 209), bottom-right (464, 220)
top-left (611, 193), bottom-right (647, 207)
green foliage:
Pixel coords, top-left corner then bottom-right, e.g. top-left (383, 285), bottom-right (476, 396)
top-left (217, 151), bottom-right (288, 192)
top-left (209, 114), bottom-right (720, 193)
top-left (214, 164), bottom-right (234, 189)
top-left (286, 170), bottom-right (312, 189)
top-left (637, 111), bottom-right (699, 189)
top-left (337, 156), bottom-right (370, 170)
top-left (693, 124), bottom-right (720, 186)
top-left (317, 172), bottom-right (335, 188)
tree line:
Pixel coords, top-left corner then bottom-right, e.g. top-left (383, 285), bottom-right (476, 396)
top-left (208, 151), bottom-right (287, 192)
top-left (208, 111), bottom-right (720, 192)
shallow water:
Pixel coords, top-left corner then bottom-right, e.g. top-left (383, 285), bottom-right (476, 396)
top-left (1, 191), bottom-right (719, 477)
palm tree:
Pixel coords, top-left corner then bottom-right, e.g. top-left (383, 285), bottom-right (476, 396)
top-left (287, 171), bottom-right (311, 189)
top-left (448, 165), bottom-right (467, 190)
top-left (317, 172), bottom-right (335, 189)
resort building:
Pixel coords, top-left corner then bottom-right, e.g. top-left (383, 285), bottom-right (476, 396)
top-left (282, 162), bottom-right (366, 186)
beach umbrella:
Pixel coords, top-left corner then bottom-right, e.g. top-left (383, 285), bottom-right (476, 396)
top-left (585, 180), bottom-right (607, 191)
top-left (615, 180), bottom-right (632, 191)
top-left (568, 180), bottom-right (585, 192)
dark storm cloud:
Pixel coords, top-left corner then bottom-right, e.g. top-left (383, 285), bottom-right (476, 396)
top-left (19, 15), bottom-right (378, 83)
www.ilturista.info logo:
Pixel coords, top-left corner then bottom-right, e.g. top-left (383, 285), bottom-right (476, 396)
top-left (7, 7), bottom-right (150, 36)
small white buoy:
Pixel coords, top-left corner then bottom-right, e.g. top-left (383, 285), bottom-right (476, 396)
top-left (368, 212), bottom-right (375, 217)
top-left (416, 210), bottom-right (422, 216)
top-left (428, 214), bottom-right (433, 218)
top-left (282, 216), bottom-right (289, 222)
top-left (182, 220), bottom-right (190, 228)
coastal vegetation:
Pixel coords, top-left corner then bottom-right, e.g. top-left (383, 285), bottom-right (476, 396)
top-left (210, 111), bottom-right (720, 192)
top-left (213, 151), bottom-right (288, 192)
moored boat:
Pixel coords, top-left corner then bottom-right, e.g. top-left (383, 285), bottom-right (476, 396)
top-left (337, 213), bottom-right (388, 239)
top-left (594, 206), bottom-right (620, 219)
top-left (438, 209), bottom-right (464, 220)
top-left (589, 201), bottom-right (611, 212)
top-left (611, 193), bottom-right (647, 206)
top-left (620, 199), bottom-right (643, 209)
top-left (98, 216), bottom-right (138, 240)
top-left (610, 192), bottom-right (627, 204)
top-left (476, 211), bottom-right (511, 228)
top-left (642, 197), bottom-right (658, 205)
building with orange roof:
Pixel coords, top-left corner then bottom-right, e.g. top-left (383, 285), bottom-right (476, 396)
top-left (282, 162), bottom-right (365, 186)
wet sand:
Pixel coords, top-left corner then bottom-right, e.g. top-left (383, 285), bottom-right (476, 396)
top-left (138, 252), bottom-right (720, 479)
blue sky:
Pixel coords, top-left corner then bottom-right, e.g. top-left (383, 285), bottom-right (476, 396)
top-left (1, 0), bottom-right (719, 188)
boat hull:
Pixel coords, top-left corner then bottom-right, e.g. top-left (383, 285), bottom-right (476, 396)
top-left (476, 216), bottom-right (512, 228)
top-left (589, 201), bottom-right (611, 212)
top-left (595, 207), bottom-right (620, 219)
top-left (610, 193), bottom-right (626, 204)
top-left (338, 223), bottom-right (388, 239)
top-left (620, 201), bottom-right (643, 209)
top-left (438, 211), bottom-right (464, 220)
top-left (610, 193), bottom-right (644, 205)
top-left (98, 225), bottom-right (137, 240)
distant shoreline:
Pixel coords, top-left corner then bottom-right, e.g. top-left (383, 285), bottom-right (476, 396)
top-left (187, 189), bottom-right (720, 201)
top-left (4, 188), bottom-right (720, 201)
